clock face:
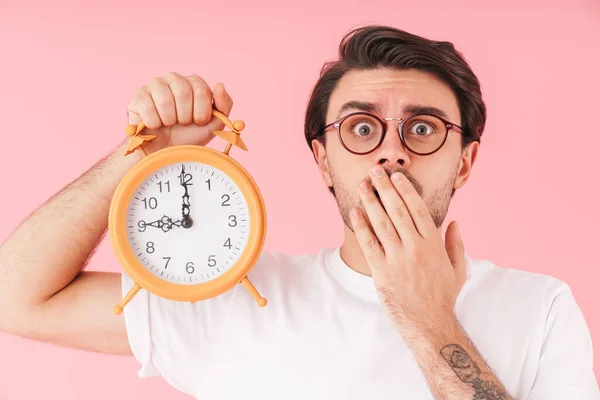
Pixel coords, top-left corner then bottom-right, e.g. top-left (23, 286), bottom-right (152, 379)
top-left (126, 162), bottom-right (250, 285)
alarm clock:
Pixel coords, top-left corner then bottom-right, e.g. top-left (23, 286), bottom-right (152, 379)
top-left (109, 107), bottom-right (267, 315)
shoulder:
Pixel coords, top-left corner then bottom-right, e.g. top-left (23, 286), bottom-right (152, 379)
top-left (458, 254), bottom-right (595, 353)
top-left (461, 258), bottom-right (598, 397)
top-left (463, 254), bottom-right (572, 301)
top-left (459, 254), bottom-right (581, 328)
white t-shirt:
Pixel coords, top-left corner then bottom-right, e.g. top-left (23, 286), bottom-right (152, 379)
top-left (121, 247), bottom-right (599, 399)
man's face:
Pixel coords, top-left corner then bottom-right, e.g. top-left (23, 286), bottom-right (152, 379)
top-left (312, 67), bottom-right (477, 232)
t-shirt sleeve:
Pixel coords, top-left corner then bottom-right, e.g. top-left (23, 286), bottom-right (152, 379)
top-left (120, 271), bottom-right (213, 396)
top-left (528, 282), bottom-right (599, 400)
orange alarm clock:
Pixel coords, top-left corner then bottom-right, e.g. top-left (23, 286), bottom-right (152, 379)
top-left (109, 108), bottom-right (267, 315)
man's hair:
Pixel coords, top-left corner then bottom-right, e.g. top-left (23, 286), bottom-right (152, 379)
top-left (304, 25), bottom-right (487, 169)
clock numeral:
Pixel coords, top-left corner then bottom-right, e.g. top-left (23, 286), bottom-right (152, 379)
top-left (228, 215), bottom-right (237, 227)
top-left (208, 255), bottom-right (216, 267)
top-left (222, 194), bottom-right (231, 206)
top-left (186, 261), bottom-right (195, 274)
top-left (162, 256), bottom-right (171, 269)
top-left (138, 221), bottom-right (146, 232)
top-left (157, 181), bottom-right (171, 193)
top-left (224, 237), bottom-right (232, 249)
top-left (146, 241), bottom-right (155, 253)
top-left (205, 179), bottom-right (211, 191)
top-left (180, 173), bottom-right (193, 185)
top-left (142, 197), bottom-right (158, 209)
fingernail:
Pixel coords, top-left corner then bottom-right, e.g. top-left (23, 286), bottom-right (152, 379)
top-left (360, 181), bottom-right (371, 192)
top-left (391, 172), bottom-right (404, 183)
top-left (371, 166), bottom-right (384, 177)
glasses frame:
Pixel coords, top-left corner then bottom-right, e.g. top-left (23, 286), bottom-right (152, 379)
top-left (322, 111), bottom-right (464, 156)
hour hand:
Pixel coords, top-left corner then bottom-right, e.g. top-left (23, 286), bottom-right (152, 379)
top-left (138, 216), bottom-right (182, 233)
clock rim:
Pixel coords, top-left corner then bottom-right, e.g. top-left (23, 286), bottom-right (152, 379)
top-left (108, 145), bottom-right (267, 303)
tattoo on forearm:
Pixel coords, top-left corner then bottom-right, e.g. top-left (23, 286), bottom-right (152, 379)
top-left (440, 344), bottom-right (507, 400)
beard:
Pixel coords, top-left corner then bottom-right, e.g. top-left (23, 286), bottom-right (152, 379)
top-left (329, 163), bottom-right (457, 232)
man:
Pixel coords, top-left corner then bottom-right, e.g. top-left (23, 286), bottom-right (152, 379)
top-left (0, 25), bottom-right (597, 400)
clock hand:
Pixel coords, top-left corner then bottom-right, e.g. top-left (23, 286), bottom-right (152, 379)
top-left (138, 216), bottom-right (184, 233)
top-left (179, 164), bottom-right (193, 229)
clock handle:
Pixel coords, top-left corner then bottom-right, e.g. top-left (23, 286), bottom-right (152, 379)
top-left (241, 277), bottom-right (267, 307)
top-left (124, 123), bottom-right (156, 157)
top-left (210, 108), bottom-right (247, 156)
top-left (114, 282), bottom-right (142, 315)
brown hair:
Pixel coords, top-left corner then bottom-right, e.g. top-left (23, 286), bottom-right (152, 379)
top-left (304, 25), bottom-right (486, 167)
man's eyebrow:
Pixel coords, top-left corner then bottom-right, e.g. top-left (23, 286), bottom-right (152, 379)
top-left (402, 104), bottom-right (450, 120)
top-left (336, 101), bottom-right (381, 119)
top-left (335, 101), bottom-right (451, 121)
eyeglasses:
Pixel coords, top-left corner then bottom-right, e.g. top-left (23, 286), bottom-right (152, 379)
top-left (322, 111), bottom-right (464, 156)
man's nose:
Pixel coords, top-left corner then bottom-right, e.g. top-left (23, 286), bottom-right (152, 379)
top-left (375, 123), bottom-right (411, 169)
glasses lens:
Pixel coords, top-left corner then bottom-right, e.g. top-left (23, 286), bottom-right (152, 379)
top-left (339, 113), bottom-right (384, 153)
top-left (401, 115), bottom-right (447, 154)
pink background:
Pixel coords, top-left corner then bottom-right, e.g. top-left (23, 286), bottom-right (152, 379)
top-left (1, 0), bottom-right (599, 398)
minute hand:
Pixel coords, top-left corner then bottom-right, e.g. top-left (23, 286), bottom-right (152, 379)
top-left (179, 165), bottom-right (193, 225)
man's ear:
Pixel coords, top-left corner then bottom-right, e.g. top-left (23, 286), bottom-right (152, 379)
top-left (454, 141), bottom-right (479, 190)
top-left (311, 138), bottom-right (333, 188)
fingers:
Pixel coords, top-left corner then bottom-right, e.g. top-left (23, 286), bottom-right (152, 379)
top-left (147, 76), bottom-right (177, 127)
top-left (128, 87), bottom-right (162, 129)
top-left (350, 207), bottom-right (385, 266)
top-left (369, 166), bottom-right (419, 242)
top-left (185, 74), bottom-right (214, 125)
top-left (445, 221), bottom-right (466, 283)
top-left (128, 75), bottom-right (178, 130)
top-left (163, 72), bottom-right (194, 125)
top-left (389, 171), bottom-right (437, 239)
top-left (357, 177), bottom-right (402, 253)
top-left (127, 72), bottom-right (234, 130)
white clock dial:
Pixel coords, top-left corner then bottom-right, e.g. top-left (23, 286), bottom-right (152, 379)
top-left (125, 162), bottom-right (250, 285)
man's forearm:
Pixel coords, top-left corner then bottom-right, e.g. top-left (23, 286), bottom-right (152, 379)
top-left (400, 317), bottom-right (513, 400)
top-left (0, 139), bottom-right (140, 318)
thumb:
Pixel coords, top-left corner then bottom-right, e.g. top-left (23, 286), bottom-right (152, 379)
top-left (212, 82), bottom-right (234, 116)
top-left (206, 82), bottom-right (235, 133)
top-left (445, 221), bottom-right (466, 284)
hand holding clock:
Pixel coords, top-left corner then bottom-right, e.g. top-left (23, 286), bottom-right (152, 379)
top-left (126, 72), bottom-right (235, 155)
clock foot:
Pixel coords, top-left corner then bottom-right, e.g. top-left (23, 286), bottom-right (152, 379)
top-left (114, 282), bottom-right (142, 315)
top-left (241, 277), bottom-right (267, 307)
